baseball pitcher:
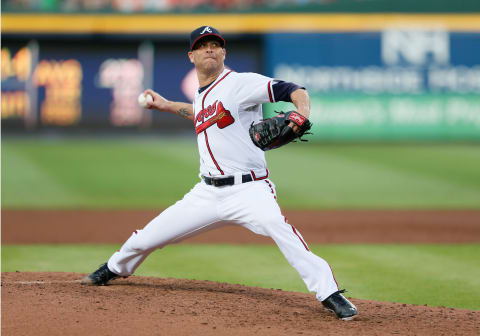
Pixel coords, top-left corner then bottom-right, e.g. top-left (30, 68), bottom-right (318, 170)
top-left (82, 26), bottom-right (358, 320)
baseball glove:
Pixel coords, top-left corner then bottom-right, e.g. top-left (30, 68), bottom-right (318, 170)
top-left (249, 111), bottom-right (312, 151)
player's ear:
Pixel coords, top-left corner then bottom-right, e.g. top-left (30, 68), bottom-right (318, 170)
top-left (188, 51), bottom-right (194, 64)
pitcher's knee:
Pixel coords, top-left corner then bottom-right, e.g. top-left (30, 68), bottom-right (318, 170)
top-left (257, 213), bottom-right (285, 232)
top-left (123, 229), bottom-right (155, 253)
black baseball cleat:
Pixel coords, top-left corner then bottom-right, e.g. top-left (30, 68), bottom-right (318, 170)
top-left (81, 262), bottom-right (119, 286)
top-left (322, 290), bottom-right (358, 320)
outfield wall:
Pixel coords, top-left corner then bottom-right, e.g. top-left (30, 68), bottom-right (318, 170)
top-left (2, 13), bottom-right (480, 141)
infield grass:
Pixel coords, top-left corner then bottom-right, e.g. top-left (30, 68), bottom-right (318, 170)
top-left (2, 137), bottom-right (480, 209)
top-left (2, 243), bottom-right (480, 310)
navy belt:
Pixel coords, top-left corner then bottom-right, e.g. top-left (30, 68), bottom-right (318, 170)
top-left (203, 174), bottom-right (253, 187)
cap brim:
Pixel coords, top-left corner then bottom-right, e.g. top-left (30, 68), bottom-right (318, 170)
top-left (191, 33), bottom-right (225, 50)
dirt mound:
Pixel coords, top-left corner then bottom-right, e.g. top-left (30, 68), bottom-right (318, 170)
top-left (2, 272), bottom-right (479, 336)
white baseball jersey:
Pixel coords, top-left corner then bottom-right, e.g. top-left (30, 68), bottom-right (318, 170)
top-left (193, 68), bottom-right (273, 178)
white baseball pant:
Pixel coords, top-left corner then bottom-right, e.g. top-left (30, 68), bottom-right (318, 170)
top-left (107, 178), bottom-right (339, 301)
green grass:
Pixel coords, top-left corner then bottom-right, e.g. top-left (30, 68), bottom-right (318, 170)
top-left (1, 137), bottom-right (199, 208)
top-left (2, 137), bottom-right (480, 209)
top-left (267, 144), bottom-right (480, 209)
top-left (2, 243), bottom-right (479, 310)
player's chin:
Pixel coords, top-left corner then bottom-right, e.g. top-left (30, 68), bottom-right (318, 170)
top-left (203, 58), bottom-right (218, 66)
top-left (203, 61), bottom-right (221, 72)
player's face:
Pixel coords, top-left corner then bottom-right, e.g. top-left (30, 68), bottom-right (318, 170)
top-left (188, 38), bottom-right (226, 73)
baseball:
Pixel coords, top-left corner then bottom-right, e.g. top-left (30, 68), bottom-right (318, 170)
top-left (138, 93), bottom-right (153, 108)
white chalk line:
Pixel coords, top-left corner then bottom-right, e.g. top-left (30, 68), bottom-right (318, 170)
top-left (3, 280), bottom-right (82, 285)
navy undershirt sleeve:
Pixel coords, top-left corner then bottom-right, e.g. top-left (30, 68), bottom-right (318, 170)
top-left (271, 81), bottom-right (304, 103)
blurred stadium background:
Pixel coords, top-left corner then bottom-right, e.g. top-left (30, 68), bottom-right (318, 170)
top-left (2, 0), bottom-right (480, 140)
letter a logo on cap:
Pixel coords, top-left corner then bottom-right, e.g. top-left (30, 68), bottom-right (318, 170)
top-left (201, 26), bottom-right (213, 34)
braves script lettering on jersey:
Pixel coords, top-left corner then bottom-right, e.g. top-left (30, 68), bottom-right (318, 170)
top-left (195, 100), bottom-right (234, 135)
top-left (82, 25), bottom-right (357, 321)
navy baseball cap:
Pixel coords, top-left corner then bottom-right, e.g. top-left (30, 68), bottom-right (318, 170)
top-left (190, 26), bottom-right (225, 50)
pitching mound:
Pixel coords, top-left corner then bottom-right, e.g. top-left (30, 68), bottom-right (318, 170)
top-left (2, 272), bottom-right (479, 336)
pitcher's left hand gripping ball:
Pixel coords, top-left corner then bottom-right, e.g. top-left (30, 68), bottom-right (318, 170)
top-left (249, 111), bottom-right (312, 151)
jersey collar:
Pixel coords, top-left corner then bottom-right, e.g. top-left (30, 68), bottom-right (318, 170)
top-left (197, 68), bottom-right (229, 95)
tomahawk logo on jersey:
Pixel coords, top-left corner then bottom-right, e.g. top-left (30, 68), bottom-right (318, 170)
top-left (195, 100), bottom-right (235, 135)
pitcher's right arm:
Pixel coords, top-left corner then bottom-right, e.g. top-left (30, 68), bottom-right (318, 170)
top-left (143, 89), bottom-right (194, 121)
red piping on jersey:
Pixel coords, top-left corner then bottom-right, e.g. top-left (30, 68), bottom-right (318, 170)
top-left (267, 81), bottom-right (274, 103)
top-left (265, 179), bottom-right (277, 200)
top-left (202, 70), bottom-right (233, 110)
top-left (204, 131), bottom-right (224, 175)
top-left (264, 179), bottom-right (274, 194)
top-left (328, 263), bottom-right (339, 287)
top-left (290, 222), bottom-right (310, 252)
top-left (250, 169), bottom-right (269, 181)
top-left (200, 70), bottom-right (233, 176)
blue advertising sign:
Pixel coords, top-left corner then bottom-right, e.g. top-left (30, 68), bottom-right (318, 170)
top-left (264, 31), bottom-right (480, 140)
